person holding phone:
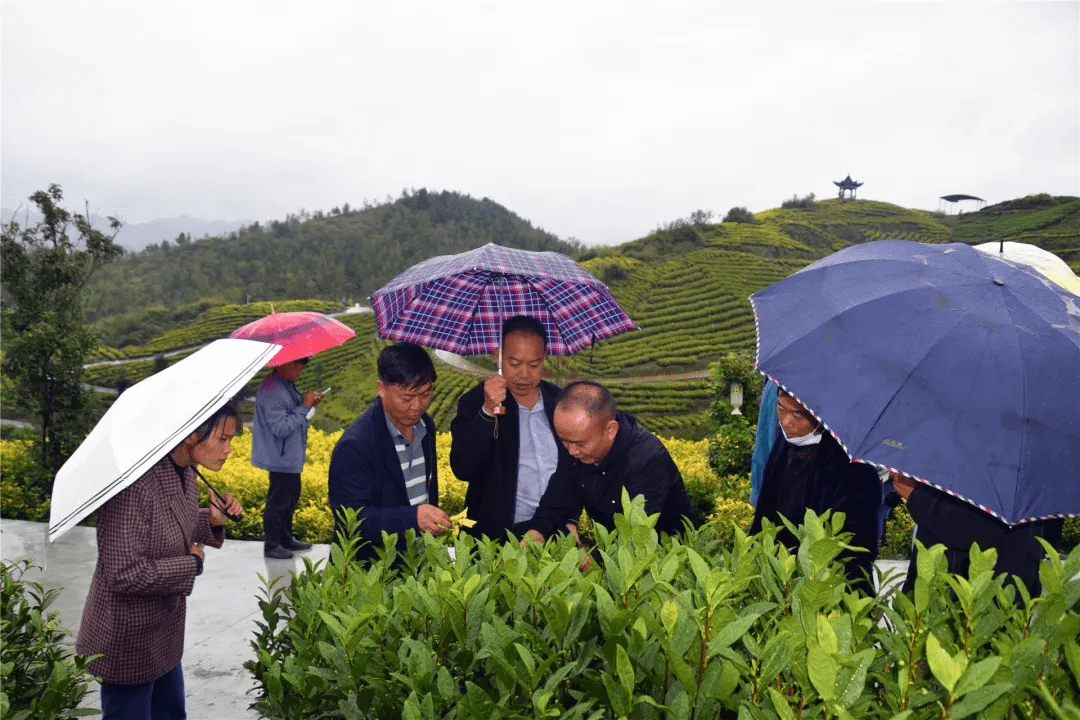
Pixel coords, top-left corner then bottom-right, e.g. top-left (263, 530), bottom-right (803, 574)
top-left (251, 357), bottom-right (324, 559)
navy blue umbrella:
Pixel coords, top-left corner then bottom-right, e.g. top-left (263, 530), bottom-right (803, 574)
top-left (751, 240), bottom-right (1080, 525)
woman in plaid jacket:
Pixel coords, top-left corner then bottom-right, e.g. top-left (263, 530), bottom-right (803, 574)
top-left (77, 404), bottom-right (243, 720)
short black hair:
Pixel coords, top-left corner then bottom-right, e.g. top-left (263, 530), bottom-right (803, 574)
top-left (502, 315), bottom-right (548, 348)
top-left (377, 342), bottom-right (436, 388)
top-left (556, 380), bottom-right (616, 421)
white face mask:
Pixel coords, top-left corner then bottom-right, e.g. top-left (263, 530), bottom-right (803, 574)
top-left (781, 423), bottom-right (823, 447)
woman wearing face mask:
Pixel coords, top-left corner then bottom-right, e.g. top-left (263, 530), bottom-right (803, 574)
top-left (749, 387), bottom-right (883, 596)
top-left (77, 403), bottom-right (244, 720)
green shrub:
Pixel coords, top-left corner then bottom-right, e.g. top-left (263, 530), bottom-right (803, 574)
top-left (0, 560), bottom-right (100, 719)
top-left (683, 471), bottom-right (724, 522)
top-left (246, 495), bottom-right (1080, 719)
top-left (1061, 517), bottom-right (1080, 553)
top-left (881, 502), bottom-right (916, 559)
top-left (0, 440), bottom-right (48, 522)
top-left (781, 192), bottom-right (818, 210)
top-left (707, 418), bottom-right (755, 477)
top-left (601, 263), bottom-right (628, 284)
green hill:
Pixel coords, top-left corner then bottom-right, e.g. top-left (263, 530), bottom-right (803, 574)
top-left (84, 189), bottom-right (581, 348)
top-left (74, 193), bottom-right (1080, 440)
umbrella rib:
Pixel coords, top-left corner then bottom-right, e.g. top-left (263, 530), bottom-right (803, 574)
top-left (1000, 291), bottom-right (1032, 521)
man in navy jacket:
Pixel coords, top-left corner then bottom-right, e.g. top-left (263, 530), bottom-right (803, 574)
top-left (328, 343), bottom-right (451, 561)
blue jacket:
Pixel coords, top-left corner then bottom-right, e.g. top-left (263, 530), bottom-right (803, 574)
top-left (328, 398), bottom-right (438, 561)
top-left (750, 380), bottom-right (779, 506)
top-left (250, 372), bottom-right (309, 474)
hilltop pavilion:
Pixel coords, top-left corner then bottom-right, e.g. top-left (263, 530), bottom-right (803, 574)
top-left (834, 175), bottom-right (863, 200)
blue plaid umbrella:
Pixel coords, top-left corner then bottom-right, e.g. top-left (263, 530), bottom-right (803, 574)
top-left (751, 240), bottom-right (1080, 525)
top-left (371, 243), bottom-right (637, 357)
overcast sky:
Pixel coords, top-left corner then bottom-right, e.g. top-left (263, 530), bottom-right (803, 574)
top-left (3, 1), bottom-right (1078, 246)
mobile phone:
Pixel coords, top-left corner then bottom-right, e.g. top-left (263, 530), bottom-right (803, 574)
top-left (322, 387), bottom-right (332, 394)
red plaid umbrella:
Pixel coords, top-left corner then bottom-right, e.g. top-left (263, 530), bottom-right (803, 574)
top-left (228, 311), bottom-right (355, 366)
top-left (370, 243), bottom-right (637, 358)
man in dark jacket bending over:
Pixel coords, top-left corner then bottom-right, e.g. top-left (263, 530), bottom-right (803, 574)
top-left (450, 316), bottom-right (571, 539)
top-left (524, 381), bottom-right (696, 546)
top-left (328, 342), bottom-right (452, 561)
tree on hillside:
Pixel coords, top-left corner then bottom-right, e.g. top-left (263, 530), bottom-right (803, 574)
top-left (723, 206), bottom-right (757, 224)
top-left (1, 184), bottom-right (123, 491)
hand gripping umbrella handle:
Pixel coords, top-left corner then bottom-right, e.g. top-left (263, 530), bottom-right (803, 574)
top-left (193, 468), bottom-right (243, 521)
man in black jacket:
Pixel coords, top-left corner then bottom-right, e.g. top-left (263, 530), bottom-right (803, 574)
top-left (524, 381), bottom-right (696, 544)
top-left (893, 472), bottom-right (1061, 601)
top-left (450, 316), bottom-right (570, 539)
top-left (750, 388), bottom-right (882, 596)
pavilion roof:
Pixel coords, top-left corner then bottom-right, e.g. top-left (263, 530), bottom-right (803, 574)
top-left (940, 194), bottom-right (986, 203)
top-left (833, 174), bottom-right (863, 188)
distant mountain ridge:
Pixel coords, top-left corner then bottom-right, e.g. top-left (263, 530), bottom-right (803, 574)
top-left (1, 207), bottom-right (249, 251)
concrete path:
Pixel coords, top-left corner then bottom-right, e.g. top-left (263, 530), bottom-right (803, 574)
top-left (1, 518), bottom-right (331, 720)
top-left (1, 518), bottom-right (909, 719)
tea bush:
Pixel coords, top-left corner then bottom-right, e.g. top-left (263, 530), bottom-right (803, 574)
top-left (0, 560), bottom-right (100, 719)
top-left (246, 495), bottom-right (1080, 719)
top-left (705, 496), bottom-right (755, 547)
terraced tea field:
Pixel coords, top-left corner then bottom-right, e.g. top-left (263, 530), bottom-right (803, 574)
top-left (73, 195), bottom-right (1079, 439)
top-left (569, 248), bottom-right (806, 378)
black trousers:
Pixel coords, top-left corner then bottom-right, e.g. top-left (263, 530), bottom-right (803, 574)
top-left (263, 471), bottom-right (302, 550)
top-left (100, 661), bottom-right (185, 720)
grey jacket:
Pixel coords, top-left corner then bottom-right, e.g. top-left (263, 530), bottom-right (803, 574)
top-left (250, 372), bottom-right (309, 473)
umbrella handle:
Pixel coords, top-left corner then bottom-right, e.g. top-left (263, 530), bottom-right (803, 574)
top-left (495, 274), bottom-right (504, 439)
top-left (193, 468), bottom-right (243, 522)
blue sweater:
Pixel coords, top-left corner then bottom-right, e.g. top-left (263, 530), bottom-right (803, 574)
top-left (250, 372), bottom-right (309, 474)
